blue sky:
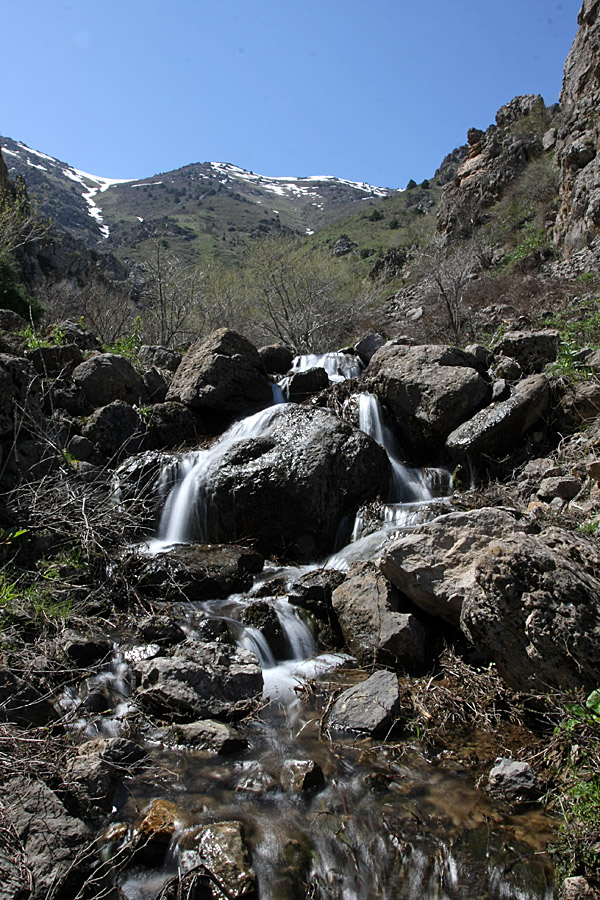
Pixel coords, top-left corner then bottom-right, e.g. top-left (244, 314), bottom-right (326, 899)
top-left (5, 0), bottom-right (581, 188)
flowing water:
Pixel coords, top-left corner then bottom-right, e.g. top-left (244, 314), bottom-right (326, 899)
top-left (72, 358), bottom-right (555, 898)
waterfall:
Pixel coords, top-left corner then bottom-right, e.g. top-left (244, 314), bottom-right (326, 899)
top-left (291, 351), bottom-right (363, 382)
top-left (152, 404), bottom-right (283, 550)
top-left (357, 392), bottom-right (432, 503)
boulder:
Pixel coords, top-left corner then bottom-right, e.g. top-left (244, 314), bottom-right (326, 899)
top-left (259, 344), bottom-right (294, 374)
top-left (112, 449), bottom-right (179, 528)
top-left (142, 365), bottom-right (169, 402)
top-left (328, 669), bottom-right (401, 735)
top-left (331, 561), bottom-right (427, 669)
top-left (121, 544), bottom-right (264, 602)
top-left (487, 758), bottom-right (541, 803)
top-left (26, 342), bottom-right (83, 375)
top-left (138, 344), bottom-right (182, 372)
top-left (138, 614), bottom-right (187, 646)
top-left (380, 507), bottom-right (529, 627)
top-left (367, 343), bottom-right (491, 455)
top-left (286, 366), bottom-right (329, 399)
top-left (0, 353), bottom-right (42, 439)
top-left (166, 328), bottom-right (272, 420)
top-left (355, 332), bottom-right (386, 366)
top-left (133, 641), bottom-right (263, 721)
top-left (537, 475), bottom-right (582, 502)
top-left (72, 352), bottom-right (147, 410)
top-left (445, 374), bottom-right (550, 463)
top-left (280, 759), bottom-right (325, 793)
top-left (64, 737), bottom-right (148, 816)
top-left (0, 668), bottom-right (58, 727)
top-left (0, 776), bottom-right (95, 899)
top-left (241, 600), bottom-right (289, 659)
top-left (161, 719), bottom-right (247, 753)
top-left (178, 821), bottom-right (256, 898)
top-left (0, 308), bottom-right (27, 332)
top-left (460, 527), bottom-right (600, 692)
top-left (82, 399), bottom-right (148, 462)
top-left (190, 403), bottom-right (391, 558)
top-left (494, 331), bottom-right (559, 374)
top-left (147, 401), bottom-right (199, 448)
top-left (49, 319), bottom-right (101, 351)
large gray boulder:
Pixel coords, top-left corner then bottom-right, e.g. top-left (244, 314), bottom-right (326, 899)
top-left (328, 670), bottom-right (401, 735)
top-left (167, 328), bottom-right (273, 420)
top-left (460, 527), bottom-right (600, 693)
top-left (0, 353), bottom-right (42, 439)
top-left (72, 352), bottom-right (147, 410)
top-left (133, 640), bottom-right (263, 721)
top-left (445, 374), bottom-right (550, 463)
top-left (380, 508), bottom-right (529, 627)
top-left (82, 399), bottom-right (148, 462)
top-left (493, 331), bottom-right (559, 374)
top-left (192, 403), bottom-right (391, 558)
top-left (367, 343), bottom-right (491, 456)
top-left (331, 561), bottom-right (427, 669)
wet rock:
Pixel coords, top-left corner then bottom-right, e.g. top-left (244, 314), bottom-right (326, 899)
top-left (381, 508), bottom-right (529, 627)
top-left (367, 343), bottom-right (491, 456)
top-left (445, 374), bottom-right (550, 464)
top-left (494, 331), bottom-right (559, 374)
top-left (328, 670), bottom-right (401, 735)
top-left (461, 527), bottom-right (600, 692)
top-left (487, 758), bottom-right (541, 803)
top-left (201, 404), bottom-right (390, 558)
top-left (0, 353), bottom-right (42, 440)
top-left (72, 352), bottom-right (148, 410)
top-left (0, 776), bottom-right (95, 899)
top-left (133, 799), bottom-right (180, 866)
top-left (241, 600), bottom-right (289, 659)
top-left (82, 399), bottom-right (149, 462)
top-left (331, 561), bottom-right (427, 670)
top-left (163, 719), bottom-right (247, 753)
top-left (147, 401), bottom-right (198, 448)
top-left (280, 759), bottom-right (325, 793)
top-left (166, 328), bottom-right (272, 422)
top-left (355, 332), bottom-right (386, 366)
top-left (286, 366), bottom-right (329, 399)
top-left (537, 475), bottom-right (582, 502)
top-left (134, 641), bottom-right (263, 721)
top-left (122, 543), bottom-right (264, 602)
top-left (26, 342), bottom-right (83, 375)
top-left (111, 449), bottom-right (180, 528)
top-left (178, 820), bottom-right (256, 898)
top-left (138, 344), bottom-right (182, 372)
top-left (259, 344), bottom-right (294, 374)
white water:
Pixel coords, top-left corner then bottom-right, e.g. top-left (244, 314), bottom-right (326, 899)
top-left (291, 351), bottom-right (363, 382)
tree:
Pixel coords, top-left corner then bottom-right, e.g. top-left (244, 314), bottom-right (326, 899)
top-left (139, 241), bottom-right (202, 346)
top-left (422, 236), bottom-right (482, 343)
top-left (242, 235), bottom-right (376, 352)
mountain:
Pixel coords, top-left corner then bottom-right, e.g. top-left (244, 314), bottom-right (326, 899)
top-left (1, 138), bottom-right (395, 265)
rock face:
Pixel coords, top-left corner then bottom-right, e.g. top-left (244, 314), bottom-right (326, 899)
top-left (436, 95), bottom-right (549, 240)
top-left (554, 0), bottom-right (600, 249)
top-left (167, 328), bottom-right (273, 420)
top-left (191, 404), bottom-right (391, 558)
top-left (493, 331), bottom-right (559, 374)
top-left (381, 508), bottom-right (529, 627)
top-left (133, 641), bottom-right (263, 721)
top-left (461, 527), bottom-right (600, 692)
top-left (445, 374), bottom-right (550, 463)
top-left (328, 670), bottom-right (401, 735)
top-left (367, 343), bottom-right (491, 456)
top-left (331, 561), bottom-right (427, 669)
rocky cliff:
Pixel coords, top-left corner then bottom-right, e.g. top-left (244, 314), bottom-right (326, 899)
top-left (554, 0), bottom-right (600, 250)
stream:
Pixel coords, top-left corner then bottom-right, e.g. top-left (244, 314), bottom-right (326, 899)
top-left (61, 356), bottom-right (556, 899)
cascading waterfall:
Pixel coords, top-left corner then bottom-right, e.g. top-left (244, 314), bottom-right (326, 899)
top-left (291, 351), bottom-right (363, 381)
top-left (100, 364), bottom-right (553, 900)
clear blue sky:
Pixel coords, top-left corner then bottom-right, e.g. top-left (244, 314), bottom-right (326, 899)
top-left (4, 0), bottom-right (581, 188)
